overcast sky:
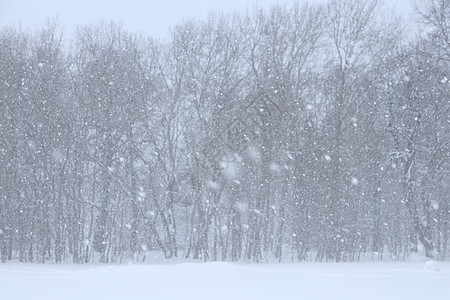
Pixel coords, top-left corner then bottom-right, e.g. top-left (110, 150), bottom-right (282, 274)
top-left (1, 0), bottom-right (414, 39)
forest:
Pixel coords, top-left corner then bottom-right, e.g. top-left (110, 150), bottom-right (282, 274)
top-left (0, 0), bottom-right (448, 264)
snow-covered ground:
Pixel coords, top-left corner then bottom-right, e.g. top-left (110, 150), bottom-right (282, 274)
top-left (0, 261), bottom-right (448, 300)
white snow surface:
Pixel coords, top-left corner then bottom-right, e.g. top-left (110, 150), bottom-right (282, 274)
top-left (424, 260), bottom-right (441, 272)
top-left (0, 262), bottom-right (449, 300)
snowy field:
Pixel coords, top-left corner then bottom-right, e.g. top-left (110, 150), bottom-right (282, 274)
top-left (0, 261), bottom-right (449, 300)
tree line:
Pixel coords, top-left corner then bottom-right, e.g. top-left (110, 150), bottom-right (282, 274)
top-left (0, 0), bottom-right (448, 263)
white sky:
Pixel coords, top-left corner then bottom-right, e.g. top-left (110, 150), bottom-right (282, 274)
top-left (0, 0), bottom-right (414, 39)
